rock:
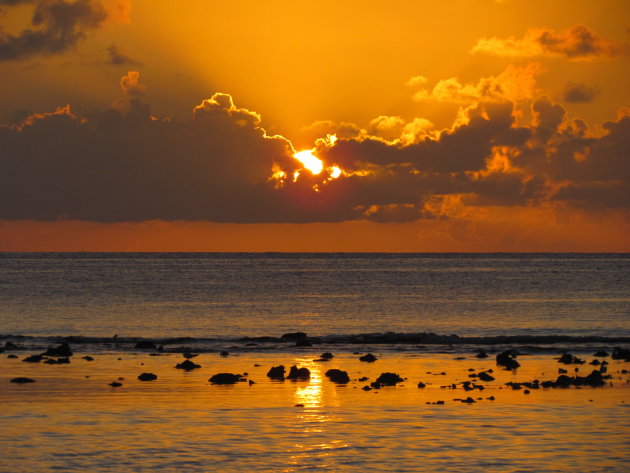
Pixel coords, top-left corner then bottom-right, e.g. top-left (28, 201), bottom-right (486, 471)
top-left (23, 355), bottom-right (44, 363)
top-left (44, 357), bottom-right (70, 364)
top-left (182, 352), bottom-right (198, 359)
top-left (82, 356), bottom-right (94, 361)
top-left (108, 381), bottom-right (122, 387)
top-left (417, 381), bottom-right (426, 388)
top-left (43, 343), bottom-right (73, 357)
top-left (585, 370), bottom-right (605, 386)
top-left (557, 353), bottom-right (585, 365)
top-left (461, 397), bottom-right (476, 404)
top-left (281, 332), bottom-right (308, 341)
top-left (5, 342), bottom-right (19, 349)
top-left (248, 380), bottom-right (255, 385)
top-left (320, 352), bottom-right (334, 360)
top-left (325, 369), bottom-right (350, 384)
top-left (7, 354), bottom-right (18, 359)
top-left (555, 375), bottom-right (573, 387)
top-left (372, 372), bottom-right (404, 387)
top-left (359, 353), bottom-right (377, 362)
top-left (612, 347), bottom-right (630, 361)
top-left (476, 350), bottom-right (488, 358)
top-left (176, 359), bottom-right (201, 371)
top-left (287, 365), bottom-right (310, 381)
top-left (220, 351), bottom-right (229, 357)
top-left (496, 350), bottom-right (520, 370)
top-left (362, 386), bottom-right (372, 391)
top-left (137, 372), bottom-right (157, 381)
top-left (10, 377), bottom-right (35, 383)
top-left (358, 376), bottom-right (369, 382)
top-left (594, 350), bottom-right (609, 357)
top-left (209, 373), bottom-right (244, 384)
top-left (135, 341), bottom-right (156, 349)
top-left (267, 365), bottom-right (286, 380)
top-left (478, 371), bottom-right (495, 382)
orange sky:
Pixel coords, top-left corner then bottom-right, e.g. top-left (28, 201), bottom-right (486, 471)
top-left (0, 0), bottom-right (628, 251)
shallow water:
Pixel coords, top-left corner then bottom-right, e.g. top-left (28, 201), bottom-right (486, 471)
top-left (1, 351), bottom-right (629, 473)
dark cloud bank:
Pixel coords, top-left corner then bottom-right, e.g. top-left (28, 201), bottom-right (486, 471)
top-left (0, 73), bottom-right (628, 223)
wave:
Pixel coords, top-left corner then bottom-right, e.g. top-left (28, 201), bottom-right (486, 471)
top-left (2, 331), bottom-right (629, 352)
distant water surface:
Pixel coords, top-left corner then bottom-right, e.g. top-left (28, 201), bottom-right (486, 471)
top-left (1, 253), bottom-right (628, 339)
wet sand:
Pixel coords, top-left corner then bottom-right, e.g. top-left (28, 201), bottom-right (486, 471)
top-left (1, 348), bottom-right (629, 472)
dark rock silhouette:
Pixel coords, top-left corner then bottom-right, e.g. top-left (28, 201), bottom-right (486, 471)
top-left (540, 370), bottom-right (607, 388)
top-left (267, 365), bottom-right (286, 380)
top-left (359, 353), bottom-right (378, 362)
top-left (325, 369), bottom-right (350, 384)
top-left (176, 359), bottom-right (201, 371)
top-left (417, 381), bottom-right (426, 388)
top-left (137, 372), bottom-right (157, 381)
top-left (594, 350), bottom-right (609, 357)
top-left (220, 351), bottom-right (229, 357)
top-left (82, 356), bottom-right (94, 361)
top-left (371, 372), bottom-right (403, 388)
top-left (109, 381), bottom-right (122, 387)
top-left (557, 353), bottom-right (585, 364)
top-left (44, 357), bottom-right (70, 364)
top-left (287, 365), bottom-right (310, 381)
top-left (7, 354), bottom-right (18, 359)
top-left (478, 371), bottom-right (495, 382)
top-left (281, 332), bottom-right (308, 341)
top-left (182, 352), bottom-right (198, 359)
top-left (476, 350), bottom-right (488, 358)
top-left (43, 343), bottom-right (73, 357)
top-left (10, 377), bottom-right (35, 383)
top-left (496, 350), bottom-right (520, 370)
top-left (320, 352), bottom-right (334, 359)
top-left (612, 347), bottom-right (630, 361)
top-left (23, 354), bottom-right (44, 363)
top-left (209, 373), bottom-right (244, 384)
top-left (135, 341), bottom-right (156, 349)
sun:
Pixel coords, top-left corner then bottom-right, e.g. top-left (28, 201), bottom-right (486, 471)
top-left (293, 149), bottom-right (324, 175)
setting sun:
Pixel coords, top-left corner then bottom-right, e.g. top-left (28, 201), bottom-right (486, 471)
top-left (293, 149), bottom-right (324, 175)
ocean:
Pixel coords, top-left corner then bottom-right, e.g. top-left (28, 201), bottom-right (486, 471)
top-left (1, 253), bottom-right (629, 472)
top-left (2, 253), bottom-right (629, 340)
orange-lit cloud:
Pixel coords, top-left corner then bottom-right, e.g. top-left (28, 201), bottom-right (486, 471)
top-left (411, 63), bottom-right (542, 104)
top-left (0, 0), bottom-right (130, 61)
top-left (471, 25), bottom-right (629, 60)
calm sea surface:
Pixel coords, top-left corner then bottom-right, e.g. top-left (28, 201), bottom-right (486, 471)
top-left (1, 253), bottom-right (629, 339)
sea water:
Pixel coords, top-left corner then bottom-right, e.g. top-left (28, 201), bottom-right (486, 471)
top-left (1, 253), bottom-right (629, 339)
top-left (1, 253), bottom-right (629, 473)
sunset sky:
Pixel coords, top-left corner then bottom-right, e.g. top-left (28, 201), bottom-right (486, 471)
top-left (1, 0), bottom-right (628, 251)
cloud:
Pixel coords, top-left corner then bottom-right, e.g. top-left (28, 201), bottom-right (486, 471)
top-left (563, 81), bottom-right (597, 103)
top-left (1, 73), bottom-right (628, 224)
top-left (106, 43), bottom-right (140, 66)
top-left (0, 0), bottom-right (130, 61)
top-left (471, 25), bottom-right (628, 60)
top-left (411, 63), bottom-right (542, 105)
